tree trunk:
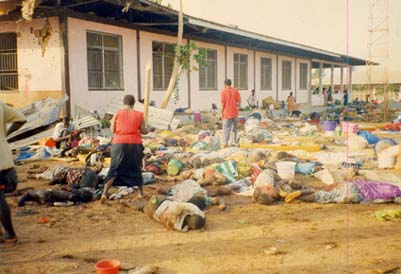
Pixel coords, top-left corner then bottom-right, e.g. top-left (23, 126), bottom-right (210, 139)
top-left (160, 0), bottom-right (183, 109)
top-left (143, 62), bottom-right (152, 126)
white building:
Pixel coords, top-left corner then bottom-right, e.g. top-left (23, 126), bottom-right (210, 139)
top-left (0, 0), bottom-right (367, 115)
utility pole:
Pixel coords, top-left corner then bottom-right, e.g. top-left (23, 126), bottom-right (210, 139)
top-left (366, 0), bottom-right (390, 119)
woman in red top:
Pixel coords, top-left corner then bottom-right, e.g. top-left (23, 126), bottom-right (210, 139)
top-left (101, 95), bottom-right (147, 202)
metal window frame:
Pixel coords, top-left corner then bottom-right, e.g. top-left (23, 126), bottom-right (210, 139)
top-left (199, 48), bottom-right (218, 91)
top-left (282, 60), bottom-right (292, 90)
top-left (299, 62), bottom-right (308, 90)
top-left (87, 30), bottom-right (123, 90)
top-left (0, 32), bottom-right (18, 92)
top-left (234, 53), bottom-right (248, 90)
top-left (152, 41), bottom-right (175, 91)
top-left (260, 57), bottom-right (272, 91)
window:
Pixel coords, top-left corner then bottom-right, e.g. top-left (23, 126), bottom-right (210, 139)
top-left (199, 48), bottom-right (217, 90)
top-left (234, 53), bottom-right (248, 90)
top-left (282, 60), bottom-right (292, 90)
top-left (87, 31), bottom-right (123, 90)
top-left (152, 41), bottom-right (175, 90)
top-left (299, 63), bottom-right (308, 90)
top-left (260, 57), bottom-right (272, 90)
top-left (0, 33), bottom-right (18, 91)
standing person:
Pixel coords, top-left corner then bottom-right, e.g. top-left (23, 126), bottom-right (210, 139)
top-left (221, 79), bottom-right (241, 147)
top-left (327, 88), bottom-right (333, 105)
top-left (0, 101), bottom-right (26, 244)
top-left (101, 95), bottom-right (147, 202)
top-left (287, 92), bottom-right (296, 115)
top-left (343, 90), bottom-right (349, 106)
top-left (247, 89), bottom-right (257, 108)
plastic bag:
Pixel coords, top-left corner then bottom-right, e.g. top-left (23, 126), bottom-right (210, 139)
top-left (374, 209), bottom-right (401, 221)
top-left (209, 136), bottom-right (221, 151)
top-left (254, 169), bottom-right (275, 188)
top-left (237, 160), bottom-right (252, 177)
top-left (245, 117), bottom-right (260, 133)
top-left (313, 168), bottom-right (334, 185)
top-left (192, 141), bottom-right (209, 151)
top-left (295, 162), bottom-right (317, 175)
top-left (346, 135), bottom-right (368, 151)
top-left (357, 131), bottom-right (379, 145)
top-left (378, 145), bottom-right (399, 169)
top-left (142, 172), bottom-right (156, 185)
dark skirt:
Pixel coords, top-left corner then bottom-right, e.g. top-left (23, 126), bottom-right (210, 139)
top-left (105, 143), bottom-right (144, 187)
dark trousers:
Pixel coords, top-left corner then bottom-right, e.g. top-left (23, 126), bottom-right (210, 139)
top-left (0, 190), bottom-right (16, 238)
top-left (0, 168), bottom-right (17, 238)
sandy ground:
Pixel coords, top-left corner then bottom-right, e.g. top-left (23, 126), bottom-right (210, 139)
top-left (1, 161), bottom-right (401, 274)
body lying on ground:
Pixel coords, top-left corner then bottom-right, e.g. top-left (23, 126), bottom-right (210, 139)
top-left (17, 187), bottom-right (94, 207)
top-left (253, 173), bottom-right (401, 205)
top-left (133, 195), bottom-right (206, 232)
top-left (300, 180), bottom-right (401, 204)
top-left (156, 179), bottom-right (228, 209)
top-left (28, 165), bottom-right (101, 189)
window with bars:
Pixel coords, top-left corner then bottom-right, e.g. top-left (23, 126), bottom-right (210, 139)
top-left (299, 63), bottom-right (308, 90)
top-left (234, 53), bottom-right (248, 90)
top-left (152, 41), bottom-right (175, 90)
top-left (199, 48), bottom-right (217, 90)
top-left (260, 57), bottom-right (272, 90)
top-left (87, 31), bottom-right (123, 90)
top-left (282, 60), bottom-right (292, 90)
top-left (0, 33), bottom-right (18, 91)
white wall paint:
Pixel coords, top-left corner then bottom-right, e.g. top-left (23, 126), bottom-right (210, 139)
top-left (226, 46), bottom-right (254, 107)
top-left (0, 17), bottom-right (62, 92)
top-left (255, 51), bottom-right (277, 104)
top-left (295, 58), bottom-right (311, 103)
top-left (277, 56), bottom-right (295, 101)
top-left (139, 31), bottom-right (188, 111)
top-left (1, 16), bottom-right (316, 110)
top-left (68, 18), bottom-right (138, 113)
top-left (189, 40), bottom-right (225, 111)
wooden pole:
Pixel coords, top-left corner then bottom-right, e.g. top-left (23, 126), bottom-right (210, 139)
top-left (160, 0), bottom-right (183, 109)
top-left (143, 62), bottom-right (151, 126)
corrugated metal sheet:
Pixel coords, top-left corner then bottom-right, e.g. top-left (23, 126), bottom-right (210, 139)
top-left (9, 127), bottom-right (54, 150)
top-left (73, 105), bottom-right (101, 130)
top-left (7, 96), bottom-right (68, 141)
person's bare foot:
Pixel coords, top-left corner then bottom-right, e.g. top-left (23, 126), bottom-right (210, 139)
top-left (138, 192), bottom-right (144, 200)
top-left (100, 195), bottom-right (107, 204)
top-left (0, 236), bottom-right (18, 245)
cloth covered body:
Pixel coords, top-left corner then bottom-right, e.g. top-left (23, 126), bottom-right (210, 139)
top-left (153, 200), bottom-right (205, 232)
top-left (171, 179), bottom-right (207, 202)
top-left (315, 182), bottom-right (363, 204)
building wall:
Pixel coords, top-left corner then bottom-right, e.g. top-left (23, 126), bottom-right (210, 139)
top-left (226, 46), bottom-right (255, 106)
top-left (0, 17), bottom-right (63, 107)
top-left (255, 51), bottom-right (277, 105)
top-left (188, 40), bottom-right (225, 110)
top-left (139, 31), bottom-right (188, 110)
top-left (0, 16), bottom-right (316, 112)
top-left (295, 58), bottom-right (310, 103)
top-left (67, 18), bottom-right (138, 113)
top-left (277, 55), bottom-right (295, 102)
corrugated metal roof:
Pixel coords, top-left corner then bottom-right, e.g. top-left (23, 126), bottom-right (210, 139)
top-left (9, 0), bottom-right (371, 66)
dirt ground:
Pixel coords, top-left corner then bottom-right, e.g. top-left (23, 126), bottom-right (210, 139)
top-left (1, 161), bottom-right (401, 274)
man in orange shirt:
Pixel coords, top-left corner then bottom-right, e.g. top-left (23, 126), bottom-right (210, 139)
top-left (221, 79), bottom-right (241, 147)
